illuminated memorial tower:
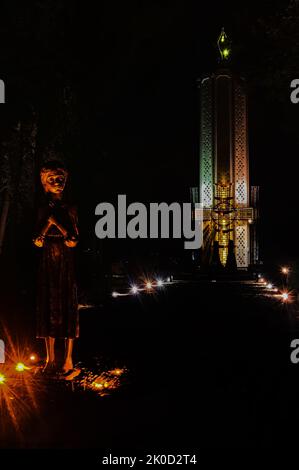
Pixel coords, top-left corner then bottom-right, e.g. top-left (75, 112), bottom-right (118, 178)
top-left (198, 28), bottom-right (258, 269)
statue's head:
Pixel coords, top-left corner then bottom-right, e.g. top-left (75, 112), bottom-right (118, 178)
top-left (40, 160), bottom-right (68, 196)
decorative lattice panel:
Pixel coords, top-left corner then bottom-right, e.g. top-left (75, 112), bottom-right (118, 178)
top-left (200, 77), bottom-right (213, 208)
top-left (234, 81), bottom-right (249, 206)
top-left (215, 75), bottom-right (232, 185)
top-left (235, 223), bottom-right (249, 268)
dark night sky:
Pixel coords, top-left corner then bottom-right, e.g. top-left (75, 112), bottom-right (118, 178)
top-left (0, 0), bottom-right (299, 267)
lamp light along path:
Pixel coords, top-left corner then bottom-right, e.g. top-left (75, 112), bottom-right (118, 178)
top-left (281, 292), bottom-right (289, 302)
top-left (111, 274), bottom-right (174, 299)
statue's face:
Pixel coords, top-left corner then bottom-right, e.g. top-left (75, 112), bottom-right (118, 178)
top-left (41, 170), bottom-right (67, 195)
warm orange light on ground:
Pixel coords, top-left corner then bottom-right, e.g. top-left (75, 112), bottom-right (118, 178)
top-left (93, 382), bottom-right (104, 389)
top-left (15, 363), bottom-right (26, 372)
top-left (110, 368), bottom-right (123, 376)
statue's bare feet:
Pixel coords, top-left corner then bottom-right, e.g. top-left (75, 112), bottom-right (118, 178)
top-left (62, 360), bottom-right (73, 374)
top-left (42, 361), bottom-right (56, 374)
top-left (63, 368), bottom-right (81, 381)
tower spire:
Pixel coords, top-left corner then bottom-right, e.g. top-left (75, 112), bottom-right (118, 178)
top-left (217, 27), bottom-right (232, 62)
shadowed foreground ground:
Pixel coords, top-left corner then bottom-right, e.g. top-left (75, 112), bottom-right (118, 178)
top-left (1, 279), bottom-right (299, 450)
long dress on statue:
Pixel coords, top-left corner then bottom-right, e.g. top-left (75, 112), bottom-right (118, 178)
top-left (35, 200), bottom-right (79, 339)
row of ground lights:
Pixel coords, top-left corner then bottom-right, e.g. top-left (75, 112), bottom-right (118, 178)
top-left (112, 276), bottom-right (173, 298)
top-left (258, 266), bottom-right (291, 303)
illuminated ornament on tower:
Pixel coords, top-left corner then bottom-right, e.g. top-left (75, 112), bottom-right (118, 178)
top-left (217, 28), bottom-right (232, 62)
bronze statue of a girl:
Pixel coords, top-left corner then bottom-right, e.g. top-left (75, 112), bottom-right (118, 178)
top-left (33, 161), bottom-right (79, 374)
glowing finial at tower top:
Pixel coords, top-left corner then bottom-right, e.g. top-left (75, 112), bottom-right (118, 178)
top-left (217, 27), bottom-right (231, 61)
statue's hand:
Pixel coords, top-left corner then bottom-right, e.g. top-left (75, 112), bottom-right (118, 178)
top-left (33, 236), bottom-right (44, 248)
top-left (64, 237), bottom-right (78, 248)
